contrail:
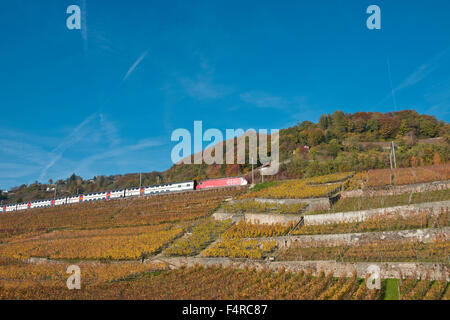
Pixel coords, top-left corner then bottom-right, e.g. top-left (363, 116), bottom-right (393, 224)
top-left (387, 58), bottom-right (397, 112)
top-left (39, 113), bottom-right (98, 180)
top-left (122, 51), bottom-right (149, 83)
top-left (38, 50), bottom-right (150, 181)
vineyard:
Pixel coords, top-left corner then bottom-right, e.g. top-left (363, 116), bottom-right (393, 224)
top-left (312, 189), bottom-right (450, 214)
top-left (350, 164), bottom-right (450, 189)
top-left (221, 200), bottom-right (307, 214)
top-left (0, 188), bottom-right (242, 240)
top-left (0, 265), bottom-right (383, 300)
top-left (0, 223), bottom-right (185, 260)
top-left (241, 179), bottom-right (342, 199)
top-left (164, 219), bottom-right (232, 256)
top-left (1, 263), bottom-right (448, 300)
top-left (223, 220), bottom-right (294, 239)
top-left (0, 188), bottom-right (243, 262)
top-left (201, 238), bottom-right (278, 259)
top-left (277, 238), bottom-right (449, 264)
top-left (221, 208), bottom-right (449, 238)
top-left (0, 257), bottom-right (166, 290)
top-left (0, 166), bottom-right (448, 300)
top-left (305, 172), bottom-right (354, 185)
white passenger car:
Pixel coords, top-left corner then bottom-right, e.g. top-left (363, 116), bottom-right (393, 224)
top-left (83, 192), bottom-right (107, 202)
top-left (109, 189), bottom-right (125, 199)
top-left (125, 187), bottom-right (142, 197)
top-left (54, 197), bottom-right (67, 206)
top-left (16, 203), bottom-right (29, 211)
top-left (144, 181), bottom-right (194, 195)
top-left (67, 196), bottom-right (80, 204)
top-left (4, 204), bottom-right (16, 212)
top-left (31, 199), bottom-right (52, 209)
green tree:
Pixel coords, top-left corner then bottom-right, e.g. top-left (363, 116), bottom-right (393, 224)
top-left (397, 119), bottom-right (410, 137)
top-left (367, 118), bottom-right (379, 132)
top-left (307, 128), bottom-right (325, 146)
top-left (418, 117), bottom-right (438, 137)
top-left (318, 114), bottom-right (330, 130)
top-left (327, 139), bottom-right (341, 158)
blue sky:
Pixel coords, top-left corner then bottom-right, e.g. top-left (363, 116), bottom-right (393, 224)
top-left (0, 0), bottom-right (449, 189)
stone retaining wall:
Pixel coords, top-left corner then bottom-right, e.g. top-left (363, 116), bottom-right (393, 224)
top-left (212, 212), bottom-right (302, 224)
top-left (252, 227), bottom-right (450, 248)
top-left (303, 200), bottom-right (449, 225)
top-left (341, 180), bottom-right (450, 198)
top-left (220, 197), bottom-right (331, 213)
top-left (150, 256), bottom-right (449, 281)
top-left (252, 198), bottom-right (331, 211)
top-left (213, 201), bottom-right (449, 226)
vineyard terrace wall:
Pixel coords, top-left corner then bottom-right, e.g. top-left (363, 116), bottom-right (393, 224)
top-left (251, 227), bottom-right (450, 249)
top-left (303, 201), bottom-right (450, 225)
top-left (212, 211), bottom-right (303, 224)
top-left (150, 256), bottom-right (449, 281)
top-left (218, 197), bottom-right (331, 214)
top-left (213, 201), bottom-right (449, 226)
top-left (342, 180), bottom-right (450, 198)
top-left (251, 198), bottom-right (331, 211)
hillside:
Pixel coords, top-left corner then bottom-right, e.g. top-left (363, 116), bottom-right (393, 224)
top-left (2, 109), bottom-right (449, 205)
top-left (166, 110), bottom-right (450, 182)
top-left (0, 165), bottom-right (448, 300)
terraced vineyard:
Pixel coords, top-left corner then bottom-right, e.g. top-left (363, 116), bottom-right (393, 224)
top-left (0, 264), bottom-right (383, 300)
top-left (350, 164), bottom-right (450, 189)
top-left (0, 263), bottom-right (447, 300)
top-left (220, 208), bottom-right (449, 238)
top-left (277, 238), bottom-right (449, 263)
top-left (0, 223), bottom-right (185, 260)
top-left (201, 238), bottom-right (278, 259)
top-left (0, 188), bottom-right (243, 261)
top-left (0, 188), bottom-right (242, 240)
top-left (221, 200), bottom-right (307, 214)
top-left (0, 167), bottom-right (449, 300)
top-left (310, 189), bottom-right (450, 214)
top-left (240, 174), bottom-right (346, 199)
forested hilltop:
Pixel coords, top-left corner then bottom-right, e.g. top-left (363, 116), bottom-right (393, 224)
top-left (166, 110), bottom-right (449, 181)
top-left (2, 110), bottom-right (449, 204)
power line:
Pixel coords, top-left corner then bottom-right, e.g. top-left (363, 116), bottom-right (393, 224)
top-left (387, 58), bottom-right (397, 112)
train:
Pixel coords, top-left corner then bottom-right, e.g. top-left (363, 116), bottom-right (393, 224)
top-left (1, 177), bottom-right (248, 213)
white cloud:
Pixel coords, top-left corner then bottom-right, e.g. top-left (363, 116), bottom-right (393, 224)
top-left (240, 91), bottom-right (289, 109)
top-left (74, 137), bottom-right (166, 173)
top-left (180, 75), bottom-right (230, 100)
top-left (178, 54), bottom-right (232, 100)
top-left (239, 91), bottom-right (309, 113)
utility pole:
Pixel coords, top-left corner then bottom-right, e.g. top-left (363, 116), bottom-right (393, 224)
top-left (54, 184), bottom-right (57, 200)
top-left (251, 157), bottom-right (254, 185)
top-left (389, 141), bottom-right (397, 169)
top-left (389, 149), bottom-right (393, 169)
top-left (391, 141), bottom-right (397, 169)
top-left (139, 172), bottom-right (142, 189)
